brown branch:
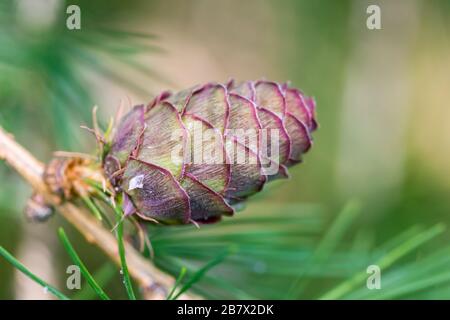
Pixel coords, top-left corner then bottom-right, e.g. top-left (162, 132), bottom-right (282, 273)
top-left (0, 127), bottom-right (199, 300)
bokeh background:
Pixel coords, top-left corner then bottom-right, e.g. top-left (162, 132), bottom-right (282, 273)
top-left (1, 0), bottom-right (450, 299)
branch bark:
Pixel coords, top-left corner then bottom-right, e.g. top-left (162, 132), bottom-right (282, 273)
top-left (0, 127), bottom-right (199, 300)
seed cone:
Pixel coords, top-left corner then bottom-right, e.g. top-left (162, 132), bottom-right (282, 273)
top-left (104, 80), bottom-right (317, 224)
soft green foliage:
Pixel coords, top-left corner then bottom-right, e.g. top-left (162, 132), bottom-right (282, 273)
top-left (0, 0), bottom-right (161, 149)
top-left (320, 224), bottom-right (446, 299)
top-left (2, 201), bottom-right (450, 300)
top-left (148, 203), bottom-right (450, 299)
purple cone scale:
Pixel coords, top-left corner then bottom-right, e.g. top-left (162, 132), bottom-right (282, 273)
top-left (104, 80), bottom-right (317, 224)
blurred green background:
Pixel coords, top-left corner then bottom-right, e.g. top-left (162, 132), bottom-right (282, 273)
top-left (1, 0), bottom-right (450, 299)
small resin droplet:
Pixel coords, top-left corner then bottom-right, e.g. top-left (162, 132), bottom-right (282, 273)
top-left (128, 174), bottom-right (144, 191)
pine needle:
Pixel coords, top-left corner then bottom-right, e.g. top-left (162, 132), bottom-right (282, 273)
top-left (0, 246), bottom-right (70, 300)
top-left (58, 228), bottom-right (110, 300)
top-left (319, 223), bottom-right (446, 300)
top-left (113, 202), bottom-right (137, 300)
